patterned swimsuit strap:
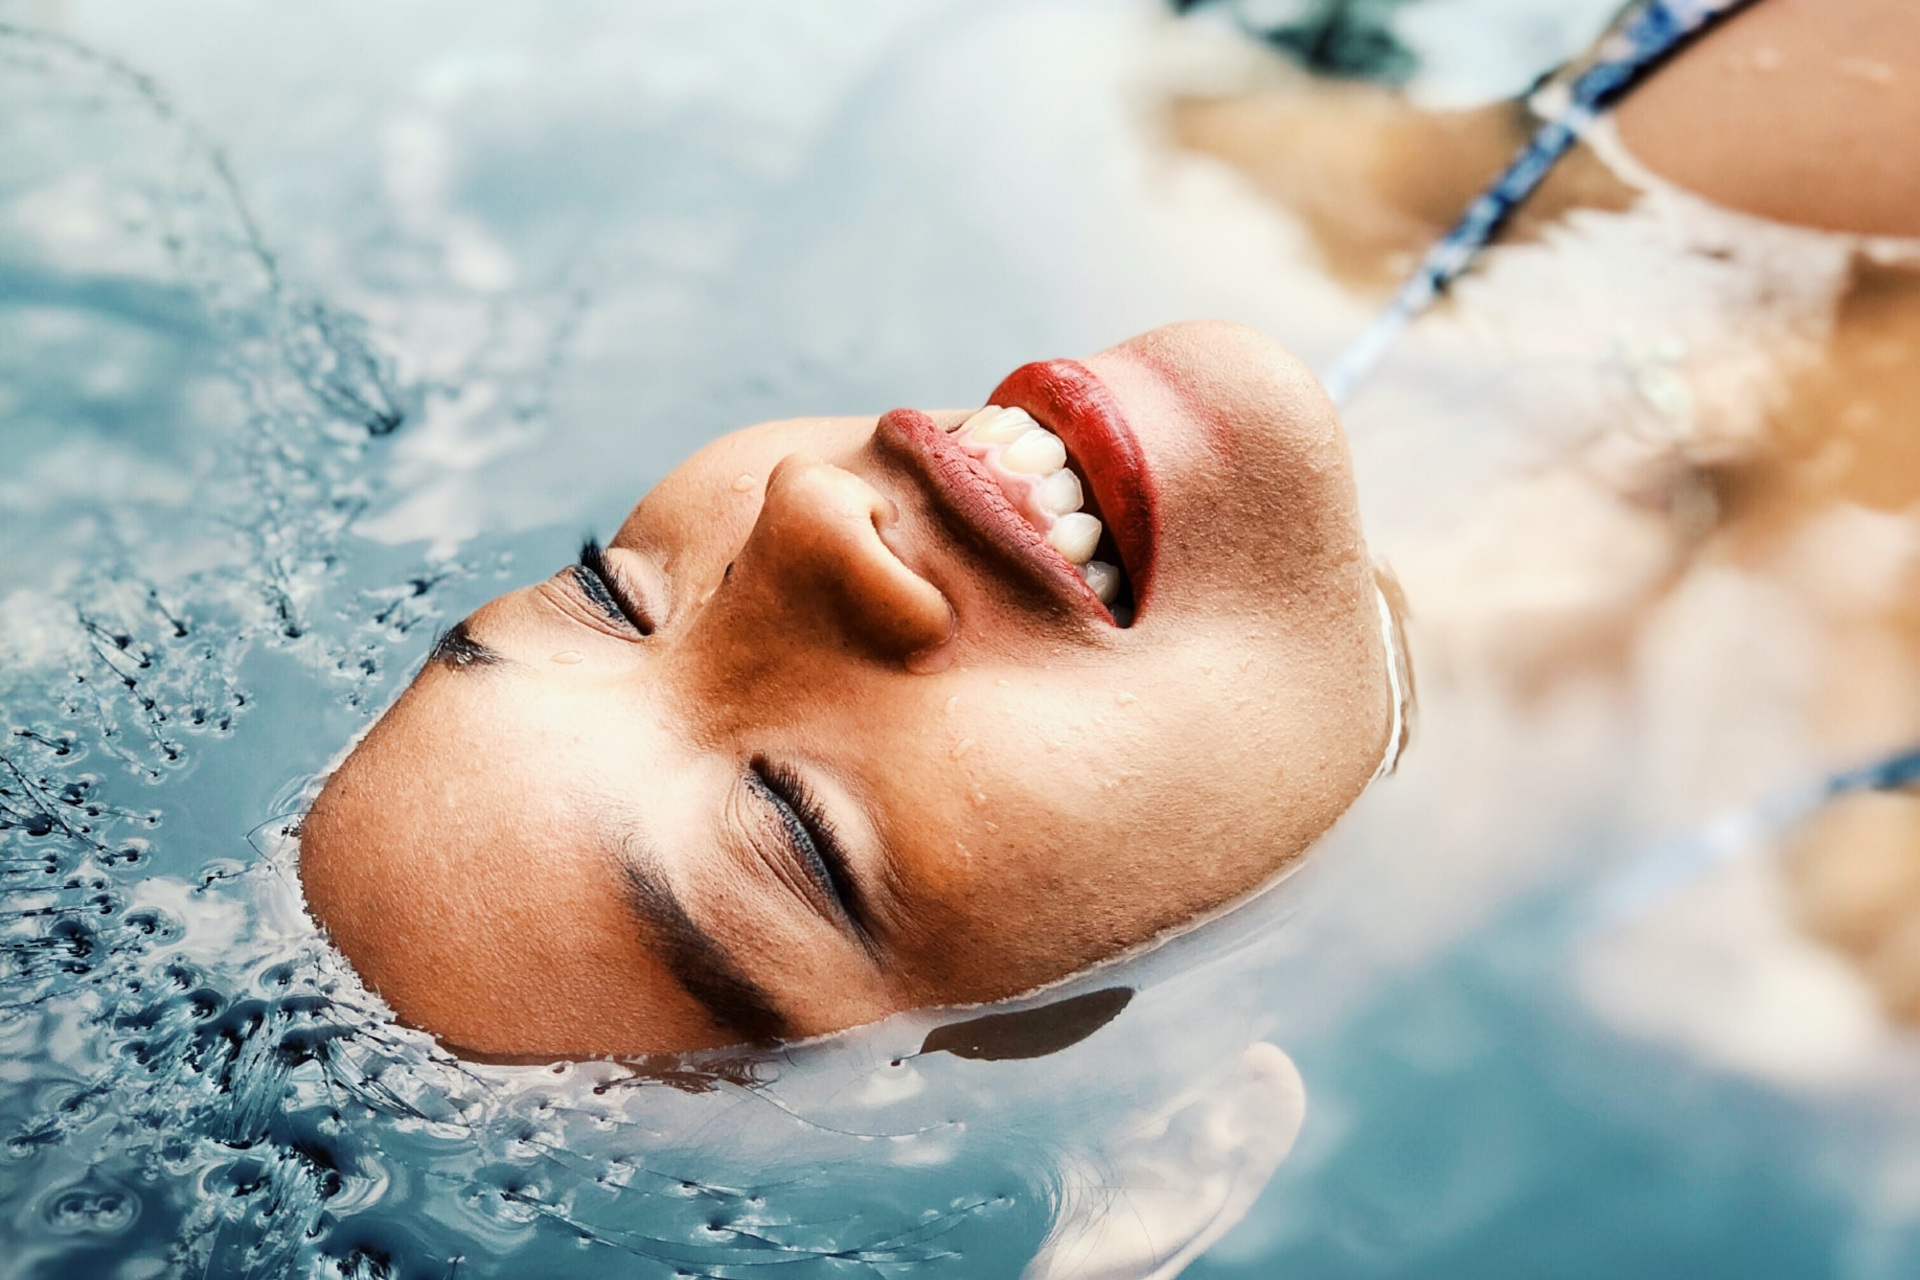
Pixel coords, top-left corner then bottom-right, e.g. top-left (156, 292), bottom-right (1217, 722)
top-left (1226, 0), bottom-right (1915, 901)
top-left (1319, 0), bottom-right (1766, 406)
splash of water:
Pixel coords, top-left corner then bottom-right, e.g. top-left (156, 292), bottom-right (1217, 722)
top-left (1, 25), bottom-right (1305, 1278)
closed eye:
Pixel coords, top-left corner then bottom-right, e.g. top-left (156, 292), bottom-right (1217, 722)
top-left (572, 537), bottom-right (654, 635)
top-left (747, 757), bottom-right (874, 950)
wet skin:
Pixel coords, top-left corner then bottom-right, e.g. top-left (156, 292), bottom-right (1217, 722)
top-left (299, 322), bottom-right (1393, 1058)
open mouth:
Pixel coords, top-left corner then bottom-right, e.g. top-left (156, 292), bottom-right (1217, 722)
top-left (985, 358), bottom-right (1158, 626)
top-left (940, 404), bottom-right (1136, 621)
top-left (875, 359), bottom-right (1158, 627)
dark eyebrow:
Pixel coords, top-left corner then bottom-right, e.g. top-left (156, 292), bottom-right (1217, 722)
top-left (427, 619), bottom-right (506, 671)
top-left (616, 856), bottom-right (788, 1046)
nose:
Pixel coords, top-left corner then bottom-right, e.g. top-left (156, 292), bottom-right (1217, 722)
top-left (717, 453), bottom-right (954, 666)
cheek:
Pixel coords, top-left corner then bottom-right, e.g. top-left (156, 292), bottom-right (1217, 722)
top-left (616, 419), bottom-right (881, 569)
top-left (621, 484), bottom-right (759, 590)
top-left (880, 679), bottom-right (1162, 883)
top-left (995, 654), bottom-right (1305, 842)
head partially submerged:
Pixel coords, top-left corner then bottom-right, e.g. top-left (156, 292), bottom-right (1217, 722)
top-left (299, 321), bottom-right (1394, 1058)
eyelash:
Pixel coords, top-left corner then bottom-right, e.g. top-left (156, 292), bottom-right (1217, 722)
top-left (572, 537), bottom-right (653, 635)
top-left (749, 757), bottom-right (866, 936)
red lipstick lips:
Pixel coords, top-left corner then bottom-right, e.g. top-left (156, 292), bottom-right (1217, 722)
top-left (874, 359), bottom-right (1159, 627)
top-left (988, 359), bottom-right (1159, 611)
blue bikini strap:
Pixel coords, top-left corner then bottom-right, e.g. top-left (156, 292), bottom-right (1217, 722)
top-left (1321, 0), bottom-right (1765, 406)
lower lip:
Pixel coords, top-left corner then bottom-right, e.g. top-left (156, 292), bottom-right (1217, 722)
top-left (876, 409), bottom-right (1117, 622)
top-left (988, 358), bottom-right (1159, 610)
top-left (874, 360), bottom-right (1159, 626)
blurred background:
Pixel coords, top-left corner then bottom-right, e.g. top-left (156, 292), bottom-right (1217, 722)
top-left (4, 1), bottom-right (1919, 1277)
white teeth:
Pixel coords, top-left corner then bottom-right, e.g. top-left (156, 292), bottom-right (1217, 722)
top-left (954, 406), bottom-right (1127, 610)
top-left (1036, 467), bottom-right (1084, 516)
top-left (962, 406), bottom-right (1038, 444)
top-left (1047, 511), bottom-right (1102, 564)
top-left (1001, 427), bottom-right (1068, 474)
top-left (1082, 559), bottom-right (1121, 604)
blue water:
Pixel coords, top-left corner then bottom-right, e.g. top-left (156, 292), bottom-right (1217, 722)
top-left (6, 2), bottom-right (1919, 1277)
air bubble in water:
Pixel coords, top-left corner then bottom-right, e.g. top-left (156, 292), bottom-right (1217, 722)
top-left (40, 1172), bottom-right (142, 1236)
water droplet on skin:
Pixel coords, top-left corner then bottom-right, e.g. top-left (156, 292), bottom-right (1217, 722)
top-left (551, 651), bottom-right (584, 665)
top-left (1115, 691), bottom-right (1137, 706)
top-left (1838, 55), bottom-right (1896, 86)
top-left (944, 695), bottom-right (960, 715)
top-left (950, 739), bottom-right (974, 760)
top-left (731, 473), bottom-right (756, 492)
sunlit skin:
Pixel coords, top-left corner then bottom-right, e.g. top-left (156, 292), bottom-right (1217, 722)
top-left (299, 322), bottom-right (1393, 1058)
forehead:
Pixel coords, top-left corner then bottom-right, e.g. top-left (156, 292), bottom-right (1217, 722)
top-left (303, 674), bottom-right (728, 1051)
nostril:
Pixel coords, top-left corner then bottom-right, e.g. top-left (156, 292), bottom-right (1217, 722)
top-left (742, 455), bottom-right (956, 664)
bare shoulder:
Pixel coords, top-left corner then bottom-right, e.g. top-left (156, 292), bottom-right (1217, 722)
top-left (1615, 0), bottom-right (1920, 237)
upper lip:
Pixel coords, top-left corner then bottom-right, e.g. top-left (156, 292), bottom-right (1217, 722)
top-left (873, 358), bottom-right (1159, 627)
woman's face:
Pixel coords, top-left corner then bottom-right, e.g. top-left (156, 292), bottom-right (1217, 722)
top-left (300, 321), bottom-right (1392, 1058)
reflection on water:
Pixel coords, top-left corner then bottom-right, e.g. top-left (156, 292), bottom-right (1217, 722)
top-left (5, 2), bottom-right (1920, 1278)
